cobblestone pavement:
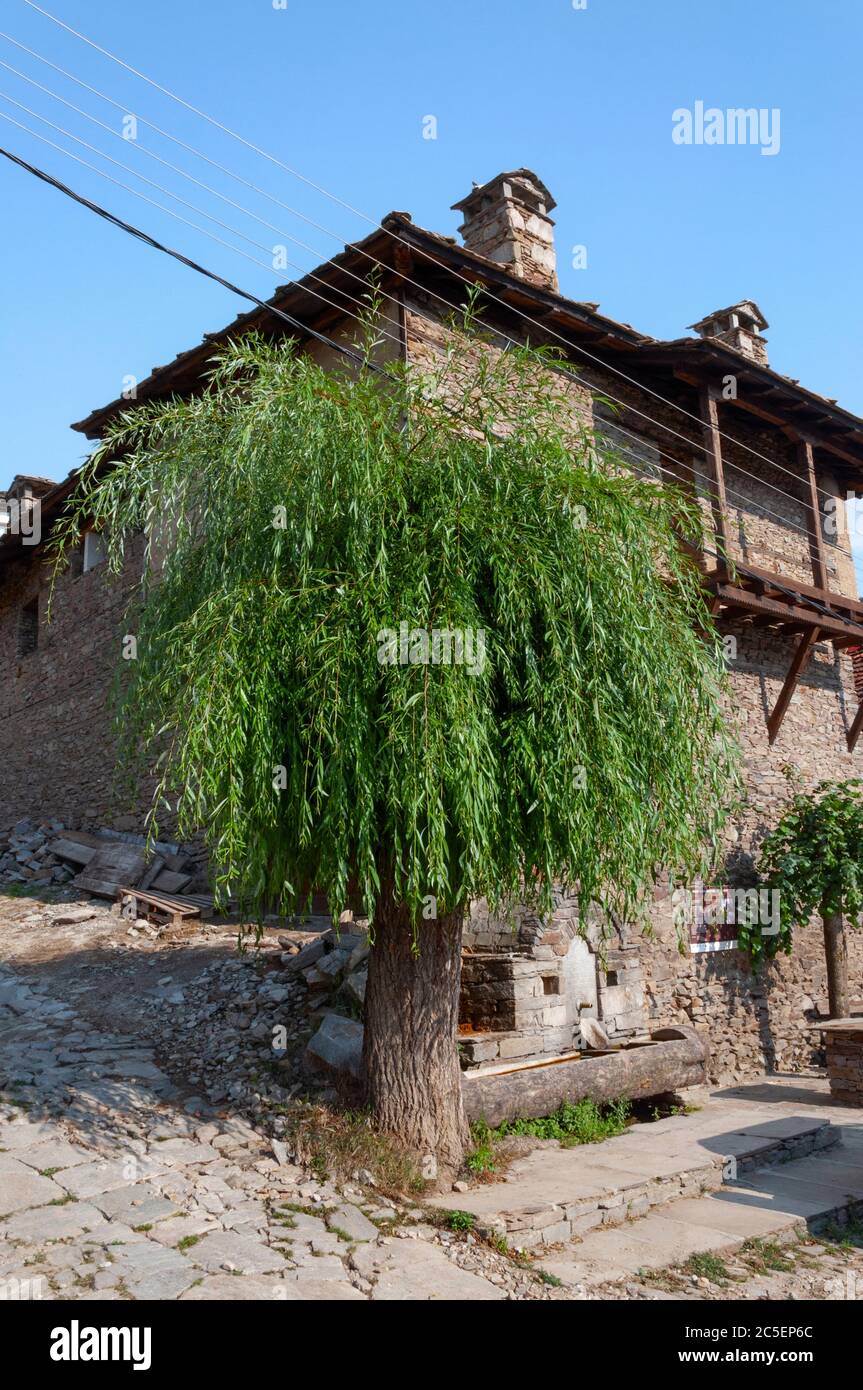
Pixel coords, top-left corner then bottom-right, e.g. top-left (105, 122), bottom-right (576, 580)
top-left (1, 892), bottom-right (861, 1302)
top-left (0, 895), bottom-right (560, 1301)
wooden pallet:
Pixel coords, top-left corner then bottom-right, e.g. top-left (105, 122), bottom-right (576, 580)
top-left (117, 885), bottom-right (202, 932)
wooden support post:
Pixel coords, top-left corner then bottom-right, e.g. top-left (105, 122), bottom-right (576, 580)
top-left (848, 697), bottom-right (863, 753)
top-left (767, 627), bottom-right (820, 744)
top-left (799, 438), bottom-right (829, 591)
top-left (699, 386), bottom-right (730, 575)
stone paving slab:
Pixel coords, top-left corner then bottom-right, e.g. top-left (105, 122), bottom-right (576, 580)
top-left (0, 1166), bottom-right (67, 1217)
top-left (147, 1214), bottom-right (223, 1246)
top-left (190, 1230), bottom-right (288, 1275)
top-left (0, 1120), bottom-right (60, 1149)
top-left (13, 1139), bottom-right (94, 1171)
top-left (547, 1213), bottom-right (735, 1281)
top-left (727, 1174), bottom-right (862, 1219)
top-left (751, 1153), bottom-right (863, 1194)
top-left (107, 1241), bottom-right (198, 1300)
top-left (89, 1185), bottom-right (183, 1226)
top-left (427, 1101), bottom-right (842, 1248)
top-left (0, 1200), bottom-right (108, 1243)
top-left (53, 1155), bottom-right (167, 1200)
top-left (540, 1129), bottom-right (863, 1287)
top-left (358, 1239), bottom-right (506, 1300)
top-left (179, 1273), bottom-right (287, 1300)
top-left (282, 1277), bottom-right (367, 1300)
top-left (327, 1203), bottom-right (378, 1242)
top-left (149, 1137), bottom-right (220, 1165)
top-left (655, 1192), bottom-right (802, 1240)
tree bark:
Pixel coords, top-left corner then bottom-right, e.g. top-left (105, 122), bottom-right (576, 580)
top-left (822, 911), bottom-right (849, 1019)
top-left (363, 895), bottom-right (469, 1183)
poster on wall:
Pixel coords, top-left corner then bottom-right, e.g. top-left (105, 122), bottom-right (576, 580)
top-left (679, 882), bottom-right (780, 954)
top-left (676, 883), bottom-right (739, 954)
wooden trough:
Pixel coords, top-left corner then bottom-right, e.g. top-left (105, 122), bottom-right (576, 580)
top-left (461, 1026), bottom-right (709, 1127)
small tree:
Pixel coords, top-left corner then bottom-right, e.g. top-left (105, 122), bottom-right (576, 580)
top-left (51, 311), bottom-right (737, 1177)
top-left (751, 779), bottom-right (863, 1017)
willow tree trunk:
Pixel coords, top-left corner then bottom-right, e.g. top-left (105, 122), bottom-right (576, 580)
top-left (822, 911), bottom-right (848, 1019)
top-left (363, 897), bottom-right (469, 1183)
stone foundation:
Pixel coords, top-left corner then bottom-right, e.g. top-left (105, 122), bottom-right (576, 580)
top-left (823, 1021), bottom-right (863, 1105)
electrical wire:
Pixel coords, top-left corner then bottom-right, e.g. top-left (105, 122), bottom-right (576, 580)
top-left (18, 0), bottom-right (859, 514)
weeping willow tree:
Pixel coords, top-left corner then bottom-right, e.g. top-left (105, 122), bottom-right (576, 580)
top-left (50, 306), bottom-right (738, 1176)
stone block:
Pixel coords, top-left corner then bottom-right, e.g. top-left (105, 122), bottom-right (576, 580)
top-left (304, 1014), bottom-right (364, 1080)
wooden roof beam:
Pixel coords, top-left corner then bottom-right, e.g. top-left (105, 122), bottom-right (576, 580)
top-left (673, 369), bottom-right (863, 473)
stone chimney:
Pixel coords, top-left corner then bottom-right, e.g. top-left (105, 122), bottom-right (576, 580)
top-left (452, 169), bottom-right (558, 292)
top-left (688, 300), bottom-right (769, 366)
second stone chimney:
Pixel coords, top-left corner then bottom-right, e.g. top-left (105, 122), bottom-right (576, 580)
top-left (689, 300), bottom-right (769, 366)
top-left (452, 169), bottom-right (558, 292)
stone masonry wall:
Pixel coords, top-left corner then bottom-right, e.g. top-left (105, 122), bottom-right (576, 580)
top-left (0, 536), bottom-right (152, 833)
top-left (404, 294), bottom-right (863, 1083)
top-left (640, 618), bottom-right (863, 1083)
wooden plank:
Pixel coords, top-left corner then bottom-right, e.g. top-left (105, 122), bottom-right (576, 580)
top-left (698, 386), bottom-right (730, 571)
top-left (49, 838), bottom-right (97, 867)
top-left (721, 560), bottom-right (862, 616)
top-left (136, 855), bottom-right (165, 893)
top-left (117, 886), bottom-right (200, 916)
top-left (151, 869), bottom-right (192, 895)
top-left (848, 699), bottom-right (863, 753)
top-left (74, 842), bottom-right (147, 898)
top-left (768, 628), bottom-right (820, 744)
top-left (799, 439), bottom-right (829, 590)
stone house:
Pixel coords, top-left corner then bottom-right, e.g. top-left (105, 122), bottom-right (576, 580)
top-left (3, 168), bottom-right (863, 1082)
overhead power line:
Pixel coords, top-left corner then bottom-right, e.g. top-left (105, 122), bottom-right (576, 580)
top-left (5, 13), bottom-right (859, 587)
top-left (4, 137), bottom-right (863, 647)
top-left (0, 87), bottom-right (847, 567)
top-left (18, 0), bottom-right (859, 516)
top-left (0, 140), bottom-right (377, 374)
top-left (0, 102), bottom-right (854, 569)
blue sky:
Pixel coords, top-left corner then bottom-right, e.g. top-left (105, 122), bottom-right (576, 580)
top-left (1, 0), bottom-right (862, 529)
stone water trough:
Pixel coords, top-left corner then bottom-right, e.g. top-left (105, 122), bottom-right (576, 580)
top-left (460, 1026), bottom-right (708, 1127)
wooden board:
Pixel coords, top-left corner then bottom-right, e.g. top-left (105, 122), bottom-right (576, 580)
top-left (49, 839), bottom-right (97, 867)
top-left (137, 856), bottom-right (166, 892)
top-left (73, 842), bottom-right (147, 898)
top-left (152, 869), bottom-right (192, 894)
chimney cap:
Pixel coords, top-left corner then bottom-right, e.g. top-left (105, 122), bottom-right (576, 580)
top-left (451, 168), bottom-right (556, 217)
top-left (688, 299), bottom-right (768, 335)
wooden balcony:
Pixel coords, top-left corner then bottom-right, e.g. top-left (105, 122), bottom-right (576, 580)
top-left (692, 387), bottom-right (863, 751)
top-left (705, 562), bottom-right (863, 649)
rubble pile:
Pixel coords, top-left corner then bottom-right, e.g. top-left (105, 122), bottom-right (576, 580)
top-left (0, 818), bottom-right (77, 888)
top-left (137, 924), bottom-right (370, 1128)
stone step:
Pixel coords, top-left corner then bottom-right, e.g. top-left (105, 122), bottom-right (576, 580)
top-left (429, 1105), bottom-right (839, 1249)
top-left (540, 1140), bottom-right (863, 1288)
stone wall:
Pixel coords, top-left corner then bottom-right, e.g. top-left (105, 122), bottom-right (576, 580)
top-left (0, 536), bottom-right (152, 833)
top-left (637, 617), bottom-right (863, 1083)
top-left (403, 294), bottom-right (863, 1084)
